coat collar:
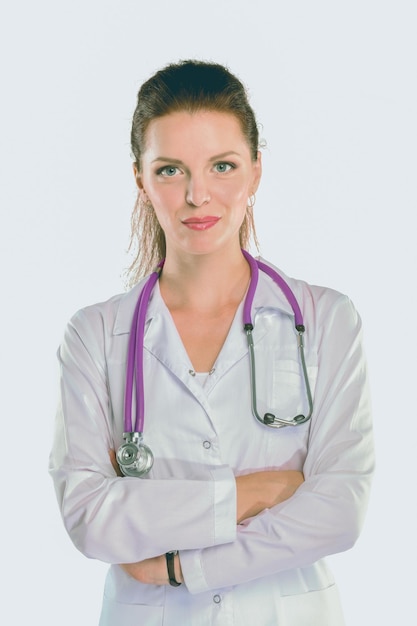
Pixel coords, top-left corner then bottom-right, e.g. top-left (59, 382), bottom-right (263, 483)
top-left (112, 257), bottom-right (296, 337)
top-left (111, 259), bottom-right (298, 398)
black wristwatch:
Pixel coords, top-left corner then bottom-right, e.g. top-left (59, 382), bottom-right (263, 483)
top-left (165, 550), bottom-right (182, 587)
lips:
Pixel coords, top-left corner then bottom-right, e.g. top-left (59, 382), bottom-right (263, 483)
top-left (181, 216), bottom-right (220, 230)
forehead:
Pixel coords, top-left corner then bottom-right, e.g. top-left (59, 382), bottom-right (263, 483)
top-left (143, 110), bottom-right (250, 155)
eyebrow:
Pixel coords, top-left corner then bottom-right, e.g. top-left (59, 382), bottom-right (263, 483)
top-left (151, 151), bottom-right (241, 164)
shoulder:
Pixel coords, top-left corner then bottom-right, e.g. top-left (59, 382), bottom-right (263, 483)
top-left (256, 257), bottom-right (361, 328)
top-left (65, 278), bottom-right (147, 340)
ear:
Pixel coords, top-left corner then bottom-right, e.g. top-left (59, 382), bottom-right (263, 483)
top-left (132, 163), bottom-right (148, 201)
top-left (251, 151), bottom-right (262, 194)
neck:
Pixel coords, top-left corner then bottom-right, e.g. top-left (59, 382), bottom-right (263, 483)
top-left (159, 246), bottom-right (251, 313)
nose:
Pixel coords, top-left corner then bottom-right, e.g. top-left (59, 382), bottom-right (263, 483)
top-left (185, 175), bottom-right (211, 207)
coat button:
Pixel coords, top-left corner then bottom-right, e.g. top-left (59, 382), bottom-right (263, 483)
top-left (203, 440), bottom-right (211, 449)
top-left (213, 594), bottom-right (221, 604)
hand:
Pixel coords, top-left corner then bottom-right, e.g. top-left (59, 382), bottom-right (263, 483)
top-left (109, 449), bottom-right (123, 477)
top-left (236, 470), bottom-right (304, 523)
top-left (120, 554), bottom-right (184, 586)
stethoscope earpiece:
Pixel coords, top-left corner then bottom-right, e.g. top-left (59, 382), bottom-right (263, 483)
top-left (262, 412), bottom-right (310, 428)
top-left (263, 413), bottom-right (275, 425)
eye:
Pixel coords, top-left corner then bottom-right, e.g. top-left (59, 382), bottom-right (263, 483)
top-left (156, 165), bottom-right (180, 177)
top-left (214, 162), bottom-right (235, 173)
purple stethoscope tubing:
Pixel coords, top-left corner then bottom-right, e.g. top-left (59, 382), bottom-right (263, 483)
top-left (241, 250), bottom-right (304, 330)
top-left (124, 251), bottom-right (313, 435)
top-left (241, 250), bottom-right (313, 428)
top-left (124, 263), bottom-right (163, 435)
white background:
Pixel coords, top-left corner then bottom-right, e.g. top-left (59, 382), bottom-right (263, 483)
top-left (1, 1), bottom-right (416, 624)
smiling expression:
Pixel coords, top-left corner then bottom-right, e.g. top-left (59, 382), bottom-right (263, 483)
top-left (135, 110), bottom-right (262, 258)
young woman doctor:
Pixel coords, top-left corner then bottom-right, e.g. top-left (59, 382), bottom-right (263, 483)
top-left (49, 60), bottom-right (374, 625)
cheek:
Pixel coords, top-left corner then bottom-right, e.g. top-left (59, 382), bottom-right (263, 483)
top-left (147, 183), bottom-right (182, 209)
top-left (219, 179), bottom-right (250, 207)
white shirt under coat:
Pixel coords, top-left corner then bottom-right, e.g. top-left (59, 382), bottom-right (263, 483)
top-left (49, 258), bottom-right (374, 626)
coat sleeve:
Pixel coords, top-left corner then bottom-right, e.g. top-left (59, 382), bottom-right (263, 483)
top-left (179, 293), bottom-right (375, 593)
top-left (49, 306), bottom-right (237, 563)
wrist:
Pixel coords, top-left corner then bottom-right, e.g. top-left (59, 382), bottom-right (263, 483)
top-left (174, 552), bottom-right (184, 584)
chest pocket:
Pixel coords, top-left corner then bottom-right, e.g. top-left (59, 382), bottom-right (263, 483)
top-left (255, 353), bottom-right (317, 422)
top-left (254, 349), bottom-right (318, 469)
top-left (250, 307), bottom-right (317, 418)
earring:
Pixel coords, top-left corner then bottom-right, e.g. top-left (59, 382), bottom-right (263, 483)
top-left (247, 194), bottom-right (256, 210)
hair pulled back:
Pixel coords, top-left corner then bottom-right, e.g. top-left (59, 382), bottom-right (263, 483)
top-left (127, 59), bottom-right (260, 285)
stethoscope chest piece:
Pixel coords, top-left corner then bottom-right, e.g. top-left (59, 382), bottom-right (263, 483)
top-left (116, 432), bottom-right (154, 477)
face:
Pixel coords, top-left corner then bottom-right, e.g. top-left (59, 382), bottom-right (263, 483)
top-left (135, 110), bottom-right (261, 258)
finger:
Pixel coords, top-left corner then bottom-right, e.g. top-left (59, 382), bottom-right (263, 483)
top-left (109, 449), bottom-right (123, 476)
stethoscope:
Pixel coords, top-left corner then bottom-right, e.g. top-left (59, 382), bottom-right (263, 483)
top-left (116, 250), bottom-right (313, 477)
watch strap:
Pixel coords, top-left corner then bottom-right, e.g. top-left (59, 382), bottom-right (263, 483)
top-left (165, 550), bottom-right (181, 587)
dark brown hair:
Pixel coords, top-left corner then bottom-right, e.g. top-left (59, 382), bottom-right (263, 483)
top-left (127, 59), bottom-right (260, 285)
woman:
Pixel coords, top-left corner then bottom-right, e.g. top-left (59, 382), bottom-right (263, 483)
top-left (49, 60), bottom-right (374, 625)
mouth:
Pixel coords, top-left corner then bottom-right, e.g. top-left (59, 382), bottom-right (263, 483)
top-left (181, 216), bottom-right (220, 231)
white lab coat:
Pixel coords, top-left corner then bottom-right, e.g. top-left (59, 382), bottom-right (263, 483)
top-left (49, 258), bottom-right (374, 626)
